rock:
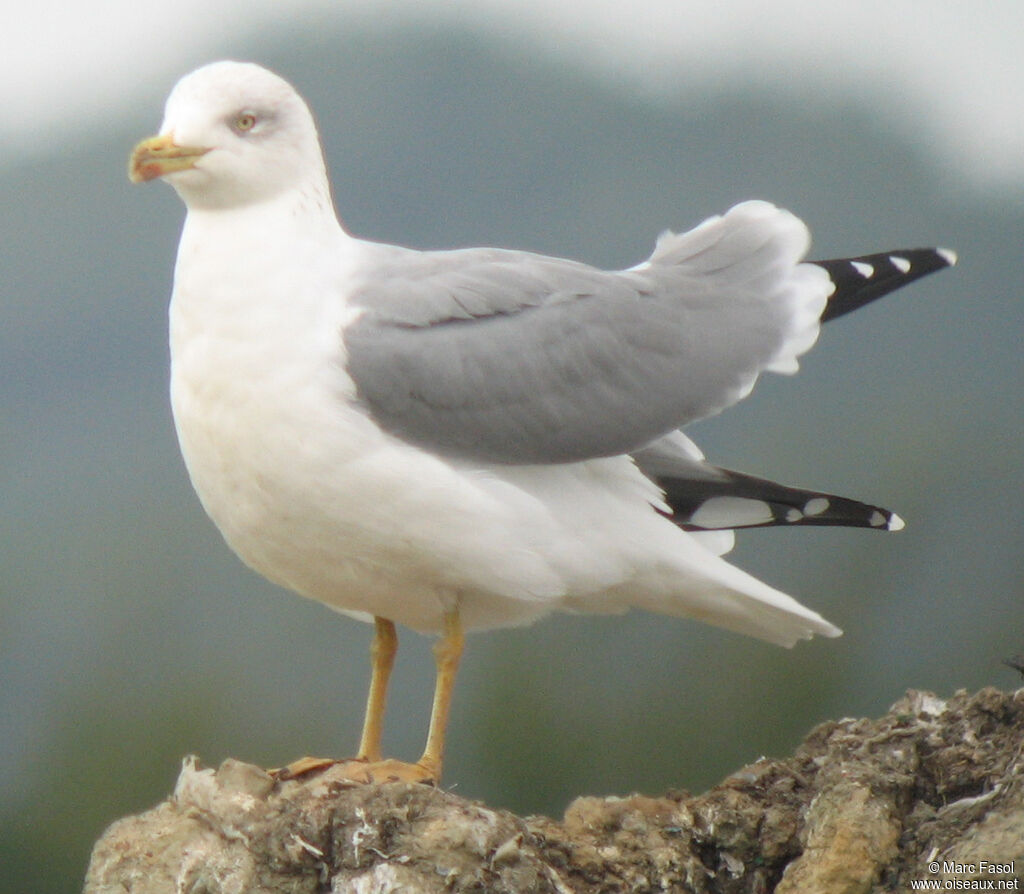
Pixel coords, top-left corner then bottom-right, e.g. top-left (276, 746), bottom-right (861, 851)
top-left (84, 688), bottom-right (1024, 893)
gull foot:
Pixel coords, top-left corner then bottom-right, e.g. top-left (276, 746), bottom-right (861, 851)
top-left (271, 756), bottom-right (437, 785)
top-left (271, 755), bottom-right (341, 780)
top-left (337, 758), bottom-right (437, 785)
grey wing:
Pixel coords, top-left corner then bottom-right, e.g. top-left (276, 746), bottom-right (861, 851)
top-left (343, 201), bottom-right (829, 464)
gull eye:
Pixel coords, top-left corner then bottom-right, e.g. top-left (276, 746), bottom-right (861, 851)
top-left (234, 112), bottom-right (258, 133)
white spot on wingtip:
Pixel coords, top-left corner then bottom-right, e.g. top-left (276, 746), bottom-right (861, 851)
top-left (889, 255), bottom-right (911, 273)
top-left (851, 260), bottom-right (874, 278)
top-left (690, 496), bottom-right (774, 529)
top-left (803, 497), bottom-right (830, 517)
top-left (870, 510), bottom-right (903, 530)
top-left (785, 508), bottom-right (803, 523)
top-left (937, 247), bottom-right (958, 266)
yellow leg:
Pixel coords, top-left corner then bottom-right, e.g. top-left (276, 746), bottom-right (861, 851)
top-left (356, 617), bottom-right (398, 762)
top-left (275, 610), bottom-right (463, 786)
top-left (417, 608), bottom-right (464, 781)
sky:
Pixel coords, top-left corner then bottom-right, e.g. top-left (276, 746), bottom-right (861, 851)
top-left (3, 0), bottom-right (1024, 194)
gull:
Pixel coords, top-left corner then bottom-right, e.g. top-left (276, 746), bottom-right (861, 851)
top-left (129, 61), bottom-right (955, 784)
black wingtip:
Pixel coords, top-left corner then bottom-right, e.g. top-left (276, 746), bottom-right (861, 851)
top-left (815, 246), bottom-right (957, 323)
top-left (657, 468), bottom-right (906, 533)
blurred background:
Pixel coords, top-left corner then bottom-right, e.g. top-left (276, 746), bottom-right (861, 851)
top-left (2, 1), bottom-right (1021, 890)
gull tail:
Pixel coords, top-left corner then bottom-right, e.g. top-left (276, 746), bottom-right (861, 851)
top-left (629, 434), bottom-right (855, 645)
top-left (813, 247), bottom-right (957, 322)
top-left (622, 524), bottom-right (844, 646)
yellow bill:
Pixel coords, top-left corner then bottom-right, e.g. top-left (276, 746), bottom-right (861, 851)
top-left (129, 134), bottom-right (209, 183)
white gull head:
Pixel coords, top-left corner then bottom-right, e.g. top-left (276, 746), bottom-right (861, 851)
top-left (131, 61), bottom-right (330, 211)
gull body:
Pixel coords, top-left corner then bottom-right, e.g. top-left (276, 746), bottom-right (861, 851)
top-left (130, 61), bottom-right (954, 780)
top-left (170, 191), bottom-right (822, 638)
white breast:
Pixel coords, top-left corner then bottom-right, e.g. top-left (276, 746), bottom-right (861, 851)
top-left (167, 209), bottom-right (577, 632)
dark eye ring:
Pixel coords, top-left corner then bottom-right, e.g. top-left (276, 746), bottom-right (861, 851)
top-left (235, 113), bottom-right (257, 132)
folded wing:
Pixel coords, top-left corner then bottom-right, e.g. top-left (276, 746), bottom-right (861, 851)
top-left (344, 201), bottom-right (828, 464)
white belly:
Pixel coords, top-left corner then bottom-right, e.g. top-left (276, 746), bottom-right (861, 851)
top-left (169, 289), bottom-right (585, 632)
